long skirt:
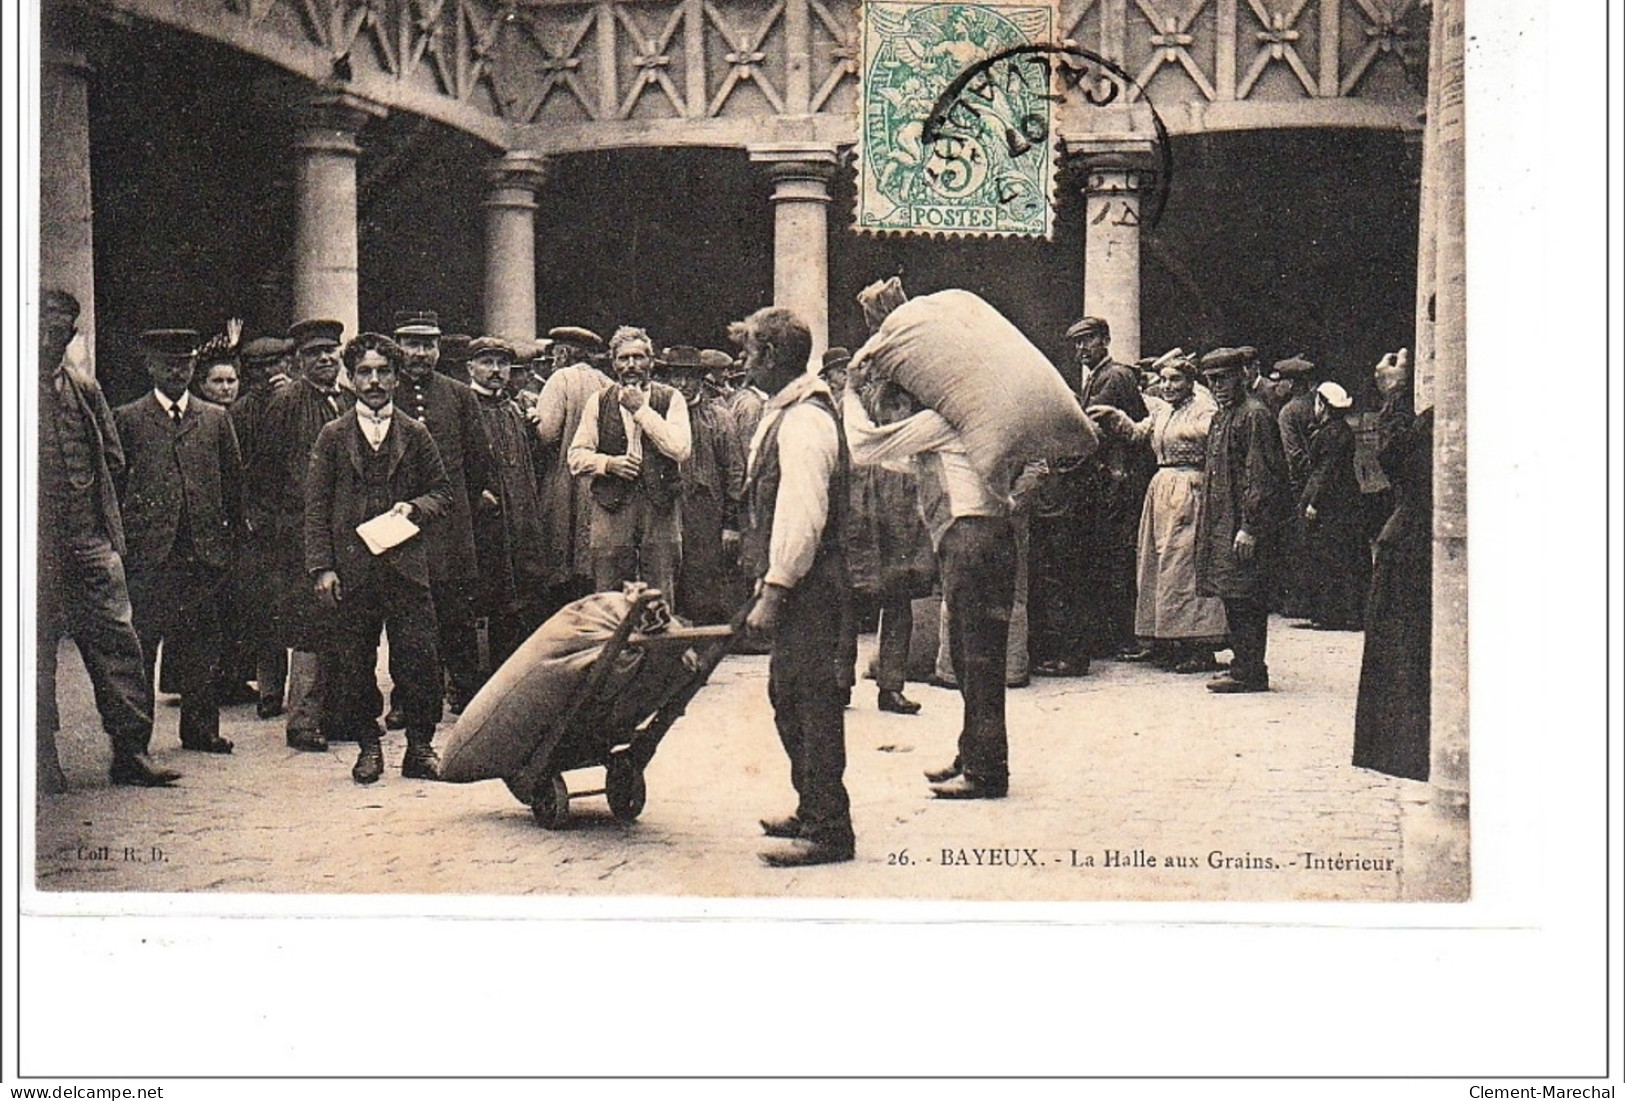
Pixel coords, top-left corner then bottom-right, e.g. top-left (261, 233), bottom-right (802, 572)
top-left (1134, 467), bottom-right (1228, 644)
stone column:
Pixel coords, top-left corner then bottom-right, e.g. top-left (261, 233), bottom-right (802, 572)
top-left (290, 91), bottom-right (385, 335)
top-left (1400, 0), bottom-right (1469, 902)
top-left (749, 145), bottom-right (838, 361)
top-left (483, 152), bottom-right (547, 344)
top-left (40, 35), bottom-right (96, 372)
top-left (1080, 155), bottom-right (1148, 363)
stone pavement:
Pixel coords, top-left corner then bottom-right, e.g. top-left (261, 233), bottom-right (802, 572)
top-left (32, 620), bottom-right (1424, 901)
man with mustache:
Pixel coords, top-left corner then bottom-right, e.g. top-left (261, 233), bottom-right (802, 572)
top-left (305, 333), bottom-right (452, 784)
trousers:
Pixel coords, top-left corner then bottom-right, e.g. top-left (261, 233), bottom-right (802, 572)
top-left (941, 516), bottom-right (1016, 786)
top-left (330, 566), bottom-right (443, 739)
top-left (1222, 598), bottom-right (1271, 686)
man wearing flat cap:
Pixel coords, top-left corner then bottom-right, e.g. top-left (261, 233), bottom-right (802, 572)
top-left (1271, 354), bottom-right (1320, 616)
top-left (261, 318), bottom-right (354, 750)
top-left (1194, 347), bottom-right (1288, 693)
top-left (231, 335), bottom-right (295, 717)
top-left (568, 325), bottom-right (692, 597)
top-left (391, 308), bottom-right (496, 717)
top-left (36, 290), bottom-right (175, 791)
top-left (1028, 317), bottom-right (1149, 677)
top-left (658, 346), bottom-right (745, 623)
top-left (512, 339), bottom-right (554, 414)
top-left (531, 326), bottom-right (613, 617)
top-left (113, 327), bottom-right (243, 755)
top-left (465, 336), bottom-right (552, 671)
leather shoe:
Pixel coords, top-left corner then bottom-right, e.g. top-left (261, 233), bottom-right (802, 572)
top-left (1206, 673), bottom-right (1269, 694)
top-left (1118, 647), bottom-right (1159, 663)
top-left (401, 740), bottom-right (442, 781)
top-left (110, 754), bottom-right (182, 787)
top-left (181, 734), bottom-right (234, 754)
top-left (923, 761), bottom-right (961, 784)
top-left (1173, 654), bottom-right (1222, 675)
top-left (1033, 658), bottom-right (1089, 678)
top-left (877, 689), bottom-right (921, 715)
top-left (352, 742), bottom-right (385, 785)
top-left (759, 815), bottom-right (803, 840)
top-left (286, 728), bottom-right (328, 752)
top-left (928, 774), bottom-right (1007, 799)
top-left (759, 839), bottom-right (854, 867)
top-left (383, 707), bottom-right (407, 731)
top-left (256, 698), bottom-right (285, 720)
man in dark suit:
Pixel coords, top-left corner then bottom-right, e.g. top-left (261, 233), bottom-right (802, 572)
top-left (37, 290), bottom-right (176, 791)
top-left (232, 335), bottom-right (295, 718)
top-left (306, 333), bottom-right (452, 784)
top-left (260, 319), bottom-right (354, 750)
top-left (113, 329), bottom-right (243, 754)
top-left (390, 309), bottom-right (495, 717)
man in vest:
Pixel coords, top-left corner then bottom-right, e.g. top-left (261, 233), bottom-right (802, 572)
top-left (738, 307), bottom-right (856, 867)
top-left (567, 325), bottom-right (692, 598)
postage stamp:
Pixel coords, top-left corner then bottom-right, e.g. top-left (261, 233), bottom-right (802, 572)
top-left (857, 0), bottom-right (1059, 238)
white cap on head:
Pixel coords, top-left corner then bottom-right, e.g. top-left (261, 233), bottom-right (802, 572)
top-left (1316, 381), bottom-right (1353, 409)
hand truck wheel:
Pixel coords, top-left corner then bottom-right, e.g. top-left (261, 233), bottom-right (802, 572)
top-left (530, 773), bottom-right (571, 830)
top-left (605, 756), bottom-right (647, 822)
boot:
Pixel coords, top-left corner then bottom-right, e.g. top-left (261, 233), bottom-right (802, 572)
top-left (877, 688), bottom-right (921, 715)
top-left (352, 736), bottom-right (385, 785)
top-left (401, 732), bottom-right (441, 781)
top-left (110, 747), bottom-right (181, 787)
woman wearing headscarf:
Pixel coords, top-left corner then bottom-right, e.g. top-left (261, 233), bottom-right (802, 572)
top-left (1089, 351), bottom-right (1228, 673)
top-left (1298, 381), bottom-right (1369, 631)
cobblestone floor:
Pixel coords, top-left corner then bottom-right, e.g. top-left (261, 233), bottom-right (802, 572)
top-left (32, 618), bottom-right (1423, 901)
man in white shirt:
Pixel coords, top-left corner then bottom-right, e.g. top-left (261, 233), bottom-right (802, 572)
top-left (738, 307), bottom-right (856, 866)
top-left (842, 353), bottom-right (1016, 800)
top-left (567, 325), bottom-right (692, 598)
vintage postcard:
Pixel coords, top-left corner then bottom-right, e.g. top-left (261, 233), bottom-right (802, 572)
top-left (21, 0), bottom-right (1468, 909)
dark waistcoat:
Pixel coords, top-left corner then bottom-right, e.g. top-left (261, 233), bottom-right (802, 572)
top-left (590, 383), bottom-right (683, 512)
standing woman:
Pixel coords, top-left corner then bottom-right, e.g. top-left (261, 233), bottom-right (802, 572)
top-left (1089, 353), bottom-right (1228, 673)
top-left (1298, 381), bottom-right (1370, 630)
top-left (1353, 350), bottom-right (1432, 780)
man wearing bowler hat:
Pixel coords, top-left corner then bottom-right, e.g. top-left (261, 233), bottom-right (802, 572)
top-left (390, 308), bottom-right (496, 717)
top-left (1194, 347), bottom-right (1288, 693)
top-left (113, 327), bottom-right (243, 755)
top-left (36, 290), bottom-right (176, 791)
top-left (531, 326), bottom-right (613, 616)
top-left (261, 318), bottom-right (354, 750)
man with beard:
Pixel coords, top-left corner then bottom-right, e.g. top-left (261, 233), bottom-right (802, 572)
top-left (36, 290), bottom-right (174, 791)
top-left (657, 346), bottom-right (744, 623)
top-left (232, 336), bottom-right (295, 718)
top-left (737, 307), bottom-right (856, 866)
top-left (530, 326), bottom-right (613, 615)
top-left (464, 337), bottom-right (551, 672)
top-left (261, 318), bottom-right (353, 751)
top-left (1194, 347), bottom-right (1288, 693)
top-left (567, 326), bottom-right (692, 597)
top-left (113, 328), bottom-right (243, 756)
top-left (390, 309), bottom-right (495, 717)
top-left (306, 334), bottom-right (451, 784)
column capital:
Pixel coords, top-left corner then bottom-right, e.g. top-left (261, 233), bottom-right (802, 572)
top-left (1063, 138), bottom-right (1158, 193)
top-left (294, 90), bottom-right (388, 156)
top-left (485, 151), bottom-right (548, 211)
top-left (749, 143), bottom-right (840, 193)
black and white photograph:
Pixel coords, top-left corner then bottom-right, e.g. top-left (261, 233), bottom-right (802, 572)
top-left (4, 0), bottom-right (1618, 1089)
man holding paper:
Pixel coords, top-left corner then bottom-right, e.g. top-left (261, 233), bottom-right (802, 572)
top-left (305, 334), bottom-right (452, 785)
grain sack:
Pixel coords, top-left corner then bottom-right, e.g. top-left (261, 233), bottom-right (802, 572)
top-left (862, 290), bottom-right (1099, 498)
top-left (440, 592), bottom-right (644, 783)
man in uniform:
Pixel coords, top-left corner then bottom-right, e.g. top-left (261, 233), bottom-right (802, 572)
top-left (36, 290), bottom-right (176, 791)
top-left (465, 336), bottom-right (552, 672)
top-left (305, 334), bottom-right (452, 783)
top-left (1195, 347), bottom-right (1288, 693)
top-left (530, 326), bottom-right (612, 616)
top-left (261, 318), bottom-right (354, 750)
top-left (567, 326), bottom-right (692, 597)
top-left (737, 307), bottom-right (856, 866)
top-left (232, 335), bottom-right (295, 717)
top-left (113, 328), bottom-right (243, 755)
top-left (391, 308), bottom-right (495, 716)
top-left (658, 346), bottom-right (745, 624)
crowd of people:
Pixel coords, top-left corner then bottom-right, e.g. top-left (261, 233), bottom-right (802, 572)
top-left (36, 278), bottom-right (1433, 867)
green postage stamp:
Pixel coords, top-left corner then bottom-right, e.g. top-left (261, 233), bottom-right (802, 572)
top-left (857, 0), bottom-right (1059, 238)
